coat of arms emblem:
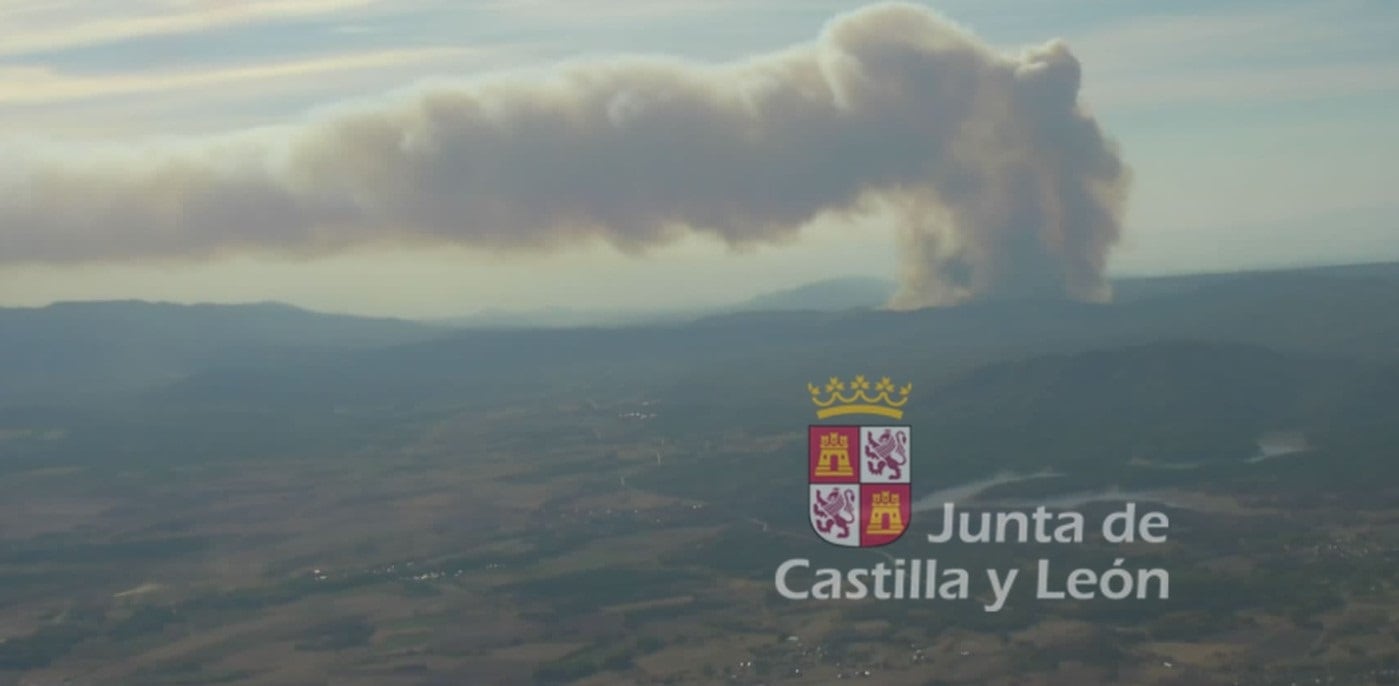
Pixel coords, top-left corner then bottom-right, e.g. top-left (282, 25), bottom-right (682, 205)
top-left (807, 375), bottom-right (912, 547)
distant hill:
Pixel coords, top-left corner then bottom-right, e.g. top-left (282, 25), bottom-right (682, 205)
top-left (726, 261), bottom-right (1399, 311)
top-left (5, 261), bottom-right (1399, 406)
top-left (437, 305), bottom-right (697, 329)
top-left (0, 300), bottom-right (436, 401)
top-left (732, 277), bottom-right (896, 312)
top-left (437, 277), bottom-right (899, 329)
top-left (1109, 261), bottom-right (1399, 302)
top-left (5, 262), bottom-right (1399, 483)
top-left (440, 261), bottom-right (1399, 328)
top-left (149, 263), bottom-right (1399, 425)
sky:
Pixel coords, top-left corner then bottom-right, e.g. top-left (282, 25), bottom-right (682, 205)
top-left (0, 0), bottom-right (1396, 318)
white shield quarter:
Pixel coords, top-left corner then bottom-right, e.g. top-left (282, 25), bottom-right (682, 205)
top-left (808, 484), bottom-right (860, 547)
top-left (859, 425), bottom-right (911, 484)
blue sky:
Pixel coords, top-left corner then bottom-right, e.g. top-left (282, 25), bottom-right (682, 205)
top-left (1, 0), bottom-right (1396, 316)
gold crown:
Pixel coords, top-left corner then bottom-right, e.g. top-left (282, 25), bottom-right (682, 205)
top-left (807, 375), bottom-right (912, 419)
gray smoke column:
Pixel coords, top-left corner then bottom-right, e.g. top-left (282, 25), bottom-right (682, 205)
top-left (0, 2), bottom-right (1129, 307)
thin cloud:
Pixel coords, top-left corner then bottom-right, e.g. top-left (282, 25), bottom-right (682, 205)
top-left (0, 0), bottom-right (380, 56)
top-left (466, 0), bottom-right (853, 21)
top-left (0, 47), bottom-right (481, 105)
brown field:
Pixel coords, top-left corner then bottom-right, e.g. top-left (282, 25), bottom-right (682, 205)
top-left (0, 394), bottom-right (1396, 686)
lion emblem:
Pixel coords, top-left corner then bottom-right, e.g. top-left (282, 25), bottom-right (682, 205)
top-left (864, 428), bottom-right (909, 480)
top-left (812, 486), bottom-right (857, 540)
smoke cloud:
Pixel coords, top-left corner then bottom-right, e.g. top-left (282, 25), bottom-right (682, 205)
top-left (0, 2), bottom-right (1129, 308)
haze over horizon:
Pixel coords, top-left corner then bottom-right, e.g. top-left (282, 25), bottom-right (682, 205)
top-left (2, 0), bottom-right (1396, 318)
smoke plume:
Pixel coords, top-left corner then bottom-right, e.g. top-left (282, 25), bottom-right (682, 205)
top-left (0, 2), bottom-right (1129, 307)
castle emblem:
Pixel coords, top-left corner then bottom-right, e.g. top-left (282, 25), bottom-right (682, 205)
top-left (807, 376), bottom-right (912, 547)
